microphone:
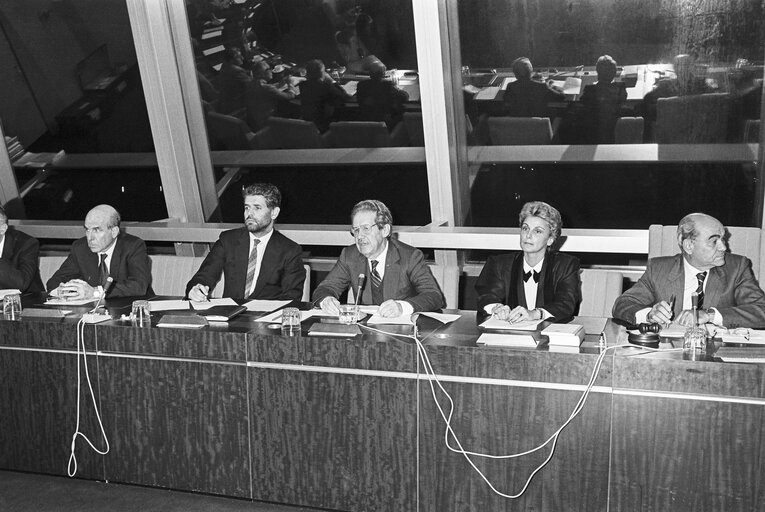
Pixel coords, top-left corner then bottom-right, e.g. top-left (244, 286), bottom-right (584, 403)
top-left (691, 292), bottom-right (699, 309)
top-left (92, 277), bottom-right (114, 312)
top-left (355, 274), bottom-right (365, 306)
top-left (83, 277), bottom-right (114, 324)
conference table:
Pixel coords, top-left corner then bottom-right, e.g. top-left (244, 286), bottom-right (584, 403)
top-left (2, 296), bottom-right (764, 512)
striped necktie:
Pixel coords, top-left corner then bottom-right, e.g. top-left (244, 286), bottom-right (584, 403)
top-left (370, 260), bottom-right (383, 305)
top-left (244, 239), bottom-right (261, 298)
top-left (695, 271), bottom-right (707, 309)
top-left (98, 253), bottom-right (109, 288)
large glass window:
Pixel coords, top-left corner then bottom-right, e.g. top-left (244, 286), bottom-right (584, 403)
top-left (457, 0), bottom-right (764, 237)
top-left (0, 0), bottom-right (163, 221)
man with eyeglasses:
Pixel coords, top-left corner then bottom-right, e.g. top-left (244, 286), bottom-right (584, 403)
top-left (0, 205), bottom-right (45, 293)
top-left (313, 199), bottom-right (445, 317)
top-left (186, 183), bottom-right (304, 301)
top-left (47, 204), bottom-right (152, 300)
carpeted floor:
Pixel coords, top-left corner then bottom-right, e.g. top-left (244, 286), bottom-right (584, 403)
top-left (0, 470), bottom-right (328, 512)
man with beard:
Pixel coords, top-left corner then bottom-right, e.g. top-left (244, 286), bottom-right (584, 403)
top-left (47, 204), bottom-right (152, 299)
top-left (613, 213), bottom-right (765, 329)
top-left (186, 183), bottom-right (304, 301)
top-left (312, 199), bottom-right (444, 317)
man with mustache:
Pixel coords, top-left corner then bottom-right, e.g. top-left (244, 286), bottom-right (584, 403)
top-left (313, 199), bottom-right (444, 317)
top-left (186, 183), bottom-right (304, 301)
top-left (613, 212), bottom-right (765, 328)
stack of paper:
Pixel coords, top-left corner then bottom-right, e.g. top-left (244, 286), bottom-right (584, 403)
top-left (542, 323), bottom-right (585, 346)
top-left (479, 317), bottom-right (540, 331)
top-left (476, 333), bottom-right (539, 348)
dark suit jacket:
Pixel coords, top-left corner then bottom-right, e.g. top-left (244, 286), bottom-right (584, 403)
top-left (312, 238), bottom-right (445, 312)
top-left (47, 233), bottom-right (153, 297)
top-left (579, 82), bottom-right (628, 143)
top-left (475, 251), bottom-right (581, 321)
top-left (0, 228), bottom-right (45, 293)
top-left (612, 254), bottom-right (765, 328)
top-left (299, 79), bottom-right (349, 132)
top-left (356, 78), bottom-right (408, 129)
top-left (185, 228), bottom-right (305, 301)
top-left (503, 79), bottom-right (564, 118)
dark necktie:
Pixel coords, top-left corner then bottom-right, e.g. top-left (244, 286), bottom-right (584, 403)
top-left (695, 271), bottom-right (707, 309)
top-left (98, 253), bottom-right (109, 288)
top-left (244, 239), bottom-right (261, 298)
top-left (523, 269), bottom-right (540, 283)
top-left (370, 260), bottom-right (383, 305)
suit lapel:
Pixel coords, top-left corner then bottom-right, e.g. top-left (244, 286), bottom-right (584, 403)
top-left (238, 230), bottom-right (251, 296)
top-left (382, 241), bottom-right (400, 302)
top-left (1, 231), bottom-right (14, 260)
top-left (705, 263), bottom-right (726, 309)
top-left (667, 255), bottom-right (685, 316)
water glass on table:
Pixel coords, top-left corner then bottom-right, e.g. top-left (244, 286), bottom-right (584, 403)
top-left (281, 307), bottom-right (301, 336)
top-left (339, 303), bottom-right (359, 324)
top-left (3, 293), bottom-right (21, 320)
top-left (131, 300), bottom-right (151, 327)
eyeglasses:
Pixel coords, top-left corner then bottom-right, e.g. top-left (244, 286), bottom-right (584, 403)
top-left (349, 224), bottom-right (379, 237)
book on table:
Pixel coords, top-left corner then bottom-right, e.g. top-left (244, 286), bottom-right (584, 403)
top-left (308, 322), bottom-right (362, 337)
top-left (200, 305), bottom-right (247, 322)
top-left (542, 323), bottom-right (585, 346)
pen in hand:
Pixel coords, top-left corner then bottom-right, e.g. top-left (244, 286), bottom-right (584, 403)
top-left (666, 295), bottom-right (676, 328)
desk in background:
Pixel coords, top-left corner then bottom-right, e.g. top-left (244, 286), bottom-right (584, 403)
top-left (1, 299), bottom-right (764, 511)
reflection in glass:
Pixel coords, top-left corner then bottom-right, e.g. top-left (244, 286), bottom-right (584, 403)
top-left (187, 0), bottom-right (423, 150)
top-left (458, 0), bottom-right (764, 231)
top-left (0, 1), bottom-right (162, 221)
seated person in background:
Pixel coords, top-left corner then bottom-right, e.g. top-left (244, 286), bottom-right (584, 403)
top-left (313, 199), bottom-right (445, 317)
top-left (356, 60), bottom-right (409, 130)
top-left (640, 53), bottom-right (715, 140)
top-left (335, 28), bottom-right (375, 74)
top-left (186, 183), bottom-right (305, 301)
top-left (475, 201), bottom-right (581, 323)
top-left (246, 60), bottom-right (298, 131)
top-left (47, 205), bottom-right (152, 300)
top-left (0, 205), bottom-right (44, 293)
top-left (299, 59), bottom-right (351, 133)
top-left (612, 213), bottom-right (765, 328)
top-left (578, 55), bottom-right (627, 144)
top-left (503, 57), bottom-right (565, 118)
top-left (217, 47), bottom-right (252, 114)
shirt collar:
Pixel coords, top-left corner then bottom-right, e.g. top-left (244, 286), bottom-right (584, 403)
top-left (249, 228), bottom-right (274, 247)
top-left (369, 240), bottom-right (389, 268)
top-left (523, 257), bottom-right (544, 274)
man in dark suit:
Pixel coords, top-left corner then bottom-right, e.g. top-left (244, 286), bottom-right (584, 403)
top-left (0, 206), bottom-right (44, 293)
top-left (503, 57), bottom-right (564, 118)
top-left (613, 213), bottom-right (765, 328)
top-left (186, 183), bottom-right (304, 301)
top-left (47, 204), bottom-right (152, 299)
top-left (312, 199), bottom-right (444, 317)
top-left (356, 61), bottom-right (408, 130)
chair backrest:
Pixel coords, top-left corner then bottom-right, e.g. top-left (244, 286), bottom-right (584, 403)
top-left (259, 117), bottom-right (326, 149)
top-left (655, 93), bottom-right (730, 143)
top-left (301, 264), bottom-right (310, 302)
top-left (614, 116), bottom-right (644, 144)
top-left (579, 269), bottom-right (623, 317)
top-left (326, 121), bottom-right (392, 148)
top-left (39, 256), bottom-right (68, 290)
top-left (206, 111), bottom-right (256, 150)
top-left (487, 117), bottom-right (552, 145)
top-left (648, 224), bottom-right (763, 281)
top-left (402, 112), bottom-right (425, 146)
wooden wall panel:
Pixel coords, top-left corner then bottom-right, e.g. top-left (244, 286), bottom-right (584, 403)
top-left (610, 395), bottom-right (763, 512)
top-left (249, 368), bottom-right (418, 511)
top-left (98, 356), bottom-right (250, 497)
top-left (0, 349), bottom-right (105, 480)
top-left (418, 381), bottom-right (611, 511)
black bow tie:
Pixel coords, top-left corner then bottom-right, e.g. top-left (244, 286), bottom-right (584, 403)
top-left (523, 270), bottom-right (540, 283)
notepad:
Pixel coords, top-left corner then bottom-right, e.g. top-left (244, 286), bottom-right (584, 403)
top-left (201, 305), bottom-right (247, 322)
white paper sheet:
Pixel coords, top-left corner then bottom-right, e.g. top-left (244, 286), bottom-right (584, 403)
top-left (149, 300), bottom-right (190, 312)
top-left (479, 317), bottom-right (540, 331)
top-left (243, 299), bottom-right (291, 312)
top-left (191, 298), bottom-right (238, 310)
top-left (44, 297), bottom-right (97, 306)
top-left (476, 333), bottom-right (538, 348)
top-left (419, 312), bottom-right (461, 324)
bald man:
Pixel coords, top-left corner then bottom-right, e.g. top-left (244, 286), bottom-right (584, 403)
top-left (613, 213), bottom-right (765, 329)
top-left (47, 204), bottom-right (152, 300)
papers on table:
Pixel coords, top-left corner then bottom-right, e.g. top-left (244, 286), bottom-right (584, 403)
top-left (366, 312), bottom-right (413, 325)
top-left (562, 77), bottom-right (582, 95)
top-left (479, 317), bottom-right (540, 331)
top-left (254, 309), bottom-right (315, 323)
top-left (44, 297), bottom-right (96, 306)
top-left (473, 86), bottom-right (501, 100)
top-left (420, 312), bottom-right (461, 324)
top-left (659, 323), bottom-right (687, 338)
top-left (476, 333), bottom-right (539, 348)
top-left (720, 328), bottom-right (765, 345)
top-left (190, 298), bottom-right (237, 311)
top-left (149, 300), bottom-right (190, 312)
top-left (244, 299), bottom-right (291, 312)
top-left (341, 80), bottom-right (358, 96)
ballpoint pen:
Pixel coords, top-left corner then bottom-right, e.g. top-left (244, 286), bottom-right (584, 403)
top-left (667, 294), bottom-right (675, 328)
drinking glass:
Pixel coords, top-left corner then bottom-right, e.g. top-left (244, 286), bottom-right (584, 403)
top-left (131, 300), bottom-right (151, 327)
top-left (339, 304), bottom-right (359, 325)
top-left (3, 293), bottom-right (22, 320)
top-left (281, 307), bottom-right (301, 336)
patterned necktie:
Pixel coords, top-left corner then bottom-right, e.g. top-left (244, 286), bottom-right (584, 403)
top-left (244, 239), bottom-right (261, 298)
top-left (695, 271), bottom-right (707, 309)
top-left (523, 270), bottom-right (540, 283)
top-left (370, 260), bottom-right (383, 305)
top-left (98, 253), bottom-right (109, 288)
